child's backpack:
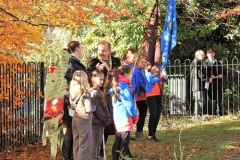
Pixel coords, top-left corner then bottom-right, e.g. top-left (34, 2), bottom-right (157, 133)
top-left (69, 95), bottom-right (81, 110)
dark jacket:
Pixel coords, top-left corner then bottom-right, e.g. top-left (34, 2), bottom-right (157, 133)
top-left (63, 55), bottom-right (87, 126)
top-left (190, 58), bottom-right (208, 91)
top-left (90, 88), bottom-right (110, 129)
top-left (87, 56), bottom-right (121, 77)
top-left (206, 58), bottom-right (223, 100)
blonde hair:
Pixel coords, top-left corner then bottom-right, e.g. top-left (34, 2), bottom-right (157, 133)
top-left (136, 55), bottom-right (147, 66)
top-left (69, 71), bottom-right (90, 98)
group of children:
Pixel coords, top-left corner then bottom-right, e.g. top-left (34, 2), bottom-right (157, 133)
top-left (124, 49), bottom-right (167, 142)
top-left (68, 49), bottom-right (166, 160)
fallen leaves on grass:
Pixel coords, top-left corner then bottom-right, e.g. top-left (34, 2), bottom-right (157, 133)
top-left (0, 141), bottom-right (62, 160)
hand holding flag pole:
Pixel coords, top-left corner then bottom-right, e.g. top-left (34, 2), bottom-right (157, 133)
top-left (159, 0), bottom-right (177, 106)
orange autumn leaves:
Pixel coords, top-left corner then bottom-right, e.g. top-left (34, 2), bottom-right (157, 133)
top-left (217, 5), bottom-right (240, 20)
top-left (0, 0), bottom-right (134, 63)
top-left (0, 0), bottom-right (137, 146)
top-left (0, 63), bottom-right (36, 109)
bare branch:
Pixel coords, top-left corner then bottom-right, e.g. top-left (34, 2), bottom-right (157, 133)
top-left (0, 7), bottom-right (49, 26)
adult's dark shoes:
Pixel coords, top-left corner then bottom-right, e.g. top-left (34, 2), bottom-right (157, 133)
top-left (63, 135), bottom-right (73, 160)
top-left (130, 136), bottom-right (136, 141)
top-left (147, 135), bottom-right (159, 142)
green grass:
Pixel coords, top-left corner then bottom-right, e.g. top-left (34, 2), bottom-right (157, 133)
top-left (102, 119), bottom-right (240, 160)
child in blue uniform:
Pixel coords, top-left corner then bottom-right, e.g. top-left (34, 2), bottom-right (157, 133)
top-left (108, 65), bottom-right (139, 160)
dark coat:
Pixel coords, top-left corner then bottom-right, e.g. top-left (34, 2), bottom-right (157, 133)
top-left (190, 59), bottom-right (208, 91)
top-left (87, 56), bottom-right (121, 77)
top-left (206, 58), bottom-right (223, 100)
top-left (63, 55), bottom-right (87, 127)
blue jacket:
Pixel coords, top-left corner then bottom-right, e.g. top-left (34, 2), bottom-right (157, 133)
top-left (145, 71), bottom-right (162, 95)
top-left (131, 67), bottom-right (147, 100)
top-left (109, 82), bottom-right (137, 131)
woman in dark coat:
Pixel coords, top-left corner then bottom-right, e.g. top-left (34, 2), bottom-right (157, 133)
top-left (63, 41), bottom-right (87, 160)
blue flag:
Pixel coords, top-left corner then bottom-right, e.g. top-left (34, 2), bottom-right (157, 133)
top-left (161, 0), bottom-right (177, 72)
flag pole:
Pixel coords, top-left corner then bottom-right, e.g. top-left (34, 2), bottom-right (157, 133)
top-left (134, 0), bottom-right (161, 70)
top-left (160, 0), bottom-right (177, 109)
top-left (102, 134), bottom-right (106, 160)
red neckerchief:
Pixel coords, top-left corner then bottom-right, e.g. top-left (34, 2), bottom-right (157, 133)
top-left (118, 74), bottom-right (133, 93)
top-left (125, 60), bottom-right (133, 65)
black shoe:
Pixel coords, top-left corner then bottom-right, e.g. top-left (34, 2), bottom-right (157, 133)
top-left (63, 135), bottom-right (73, 160)
top-left (147, 136), bottom-right (159, 142)
top-left (130, 136), bottom-right (136, 140)
top-left (152, 135), bottom-right (160, 142)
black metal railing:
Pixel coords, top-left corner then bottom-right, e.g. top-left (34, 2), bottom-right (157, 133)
top-left (164, 58), bottom-right (240, 117)
top-left (0, 62), bottom-right (44, 150)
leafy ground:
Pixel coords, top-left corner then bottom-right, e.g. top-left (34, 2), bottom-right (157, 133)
top-left (0, 116), bottom-right (240, 160)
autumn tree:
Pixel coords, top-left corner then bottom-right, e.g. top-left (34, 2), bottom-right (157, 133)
top-left (0, 0), bottom-right (134, 149)
top-left (23, 0), bottom-right (151, 66)
top-left (0, 0), bottom-right (134, 63)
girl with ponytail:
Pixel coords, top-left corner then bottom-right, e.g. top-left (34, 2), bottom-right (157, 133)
top-left (108, 65), bottom-right (139, 160)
